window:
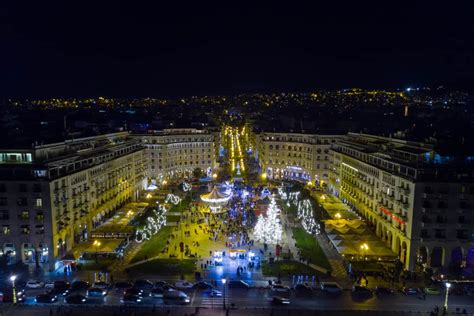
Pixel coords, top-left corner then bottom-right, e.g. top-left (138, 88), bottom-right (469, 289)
top-left (20, 225), bottom-right (30, 235)
top-left (35, 198), bottom-right (42, 208)
top-left (2, 225), bottom-right (10, 235)
top-left (19, 183), bottom-right (27, 192)
top-left (0, 197), bottom-right (7, 206)
top-left (0, 210), bottom-right (8, 220)
top-left (35, 225), bottom-right (45, 234)
top-left (20, 210), bottom-right (29, 220)
top-left (17, 197), bottom-right (28, 206)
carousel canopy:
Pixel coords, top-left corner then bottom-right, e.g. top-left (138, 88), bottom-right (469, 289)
top-left (200, 186), bottom-right (232, 204)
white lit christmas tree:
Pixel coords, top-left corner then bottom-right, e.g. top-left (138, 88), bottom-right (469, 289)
top-left (253, 197), bottom-right (282, 245)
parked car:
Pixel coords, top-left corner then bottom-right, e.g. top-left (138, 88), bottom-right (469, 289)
top-left (154, 281), bottom-right (175, 291)
top-left (65, 294), bottom-right (87, 304)
top-left (115, 282), bottom-right (133, 291)
top-left (134, 279), bottom-right (154, 290)
top-left (150, 288), bottom-right (166, 298)
top-left (26, 280), bottom-right (44, 289)
top-left (53, 281), bottom-right (70, 290)
top-left (206, 289), bottom-right (222, 297)
top-left (352, 285), bottom-right (372, 297)
top-left (192, 281), bottom-right (213, 290)
top-left (175, 280), bottom-right (194, 289)
top-left (402, 287), bottom-right (418, 295)
top-left (163, 290), bottom-right (190, 304)
top-left (48, 287), bottom-right (69, 296)
top-left (121, 294), bottom-right (142, 304)
top-left (71, 280), bottom-right (91, 291)
top-left (424, 287), bottom-right (441, 295)
top-left (321, 282), bottom-right (343, 294)
top-left (124, 288), bottom-right (144, 297)
top-left (87, 287), bottom-right (107, 297)
top-left (375, 286), bottom-right (394, 296)
top-left (35, 293), bottom-right (58, 304)
top-left (271, 285), bottom-right (290, 293)
top-left (45, 282), bottom-right (55, 289)
top-left (272, 296), bottom-right (290, 305)
top-left (92, 281), bottom-right (110, 289)
top-left (294, 284), bottom-right (312, 295)
top-left (228, 280), bottom-right (250, 289)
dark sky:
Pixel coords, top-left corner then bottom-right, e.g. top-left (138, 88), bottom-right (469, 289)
top-left (1, 2), bottom-right (474, 97)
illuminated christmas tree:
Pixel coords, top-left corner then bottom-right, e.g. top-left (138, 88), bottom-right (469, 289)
top-left (253, 198), bottom-right (282, 245)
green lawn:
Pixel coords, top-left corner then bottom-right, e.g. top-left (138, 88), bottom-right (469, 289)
top-left (261, 260), bottom-right (325, 277)
top-left (129, 258), bottom-right (196, 274)
top-left (169, 196), bottom-right (191, 213)
top-left (292, 227), bottom-right (331, 271)
top-left (78, 258), bottom-right (116, 271)
top-left (130, 226), bottom-right (173, 263)
top-left (166, 215), bottom-right (181, 223)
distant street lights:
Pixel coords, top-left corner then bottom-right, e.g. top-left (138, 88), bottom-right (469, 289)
top-left (93, 240), bottom-right (101, 263)
top-left (360, 243), bottom-right (369, 260)
top-left (444, 282), bottom-right (451, 312)
top-left (222, 278), bottom-right (227, 310)
top-left (10, 275), bottom-right (17, 304)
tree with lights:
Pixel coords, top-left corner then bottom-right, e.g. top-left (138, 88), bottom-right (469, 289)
top-left (253, 198), bottom-right (282, 245)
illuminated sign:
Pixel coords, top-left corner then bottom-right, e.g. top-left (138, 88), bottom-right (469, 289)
top-left (380, 207), bottom-right (406, 225)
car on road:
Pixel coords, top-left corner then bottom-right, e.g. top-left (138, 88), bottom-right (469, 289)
top-left (228, 280), bottom-right (250, 289)
top-left (272, 296), bottom-right (290, 305)
top-left (92, 281), bottom-right (110, 289)
top-left (163, 290), bottom-right (190, 305)
top-left (65, 294), bottom-right (87, 304)
top-left (206, 289), bottom-right (222, 297)
top-left (294, 284), bottom-right (312, 295)
top-left (150, 288), bottom-right (166, 298)
top-left (71, 280), bottom-right (91, 291)
top-left (115, 282), bottom-right (133, 291)
top-left (352, 285), bottom-right (372, 297)
top-left (401, 287), bottom-right (418, 295)
top-left (87, 287), bottom-right (108, 297)
top-left (271, 285), bottom-right (290, 293)
top-left (45, 282), bottom-right (55, 289)
top-left (53, 281), bottom-right (70, 290)
top-left (26, 280), bottom-right (44, 289)
top-left (375, 286), bottom-right (394, 296)
top-left (0, 289), bottom-right (26, 303)
top-left (48, 287), bottom-right (69, 296)
top-left (121, 294), bottom-right (142, 304)
top-left (424, 287), bottom-right (441, 295)
top-left (134, 279), bottom-right (154, 290)
top-left (35, 293), bottom-right (58, 304)
top-left (124, 288), bottom-right (144, 297)
top-left (154, 281), bottom-right (175, 291)
top-left (175, 280), bottom-right (194, 289)
top-left (321, 282), bottom-right (343, 294)
top-left (192, 281), bottom-right (213, 290)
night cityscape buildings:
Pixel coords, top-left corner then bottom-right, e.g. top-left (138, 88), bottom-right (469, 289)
top-left (1, 2), bottom-right (474, 315)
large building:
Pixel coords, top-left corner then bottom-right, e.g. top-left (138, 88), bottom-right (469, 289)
top-left (255, 132), bottom-right (343, 185)
top-left (0, 132), bottom-right (148, 270)
top-left (134, 128), bottom-right (217, 184)
top-left (330, 133), bottom-right (474, 271)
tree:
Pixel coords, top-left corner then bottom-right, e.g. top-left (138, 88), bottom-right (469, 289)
top-left (192, 167), bottom-right (204, 179)
top-left (253, 198), bottom-right (282, 245)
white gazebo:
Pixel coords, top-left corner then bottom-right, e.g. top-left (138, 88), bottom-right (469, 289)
top-left (200, 186), bottom-right (232, 213)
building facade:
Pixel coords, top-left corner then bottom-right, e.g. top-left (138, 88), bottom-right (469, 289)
top-left (135, 129), bottom-right (217, 183)
top-left (0, 132), bottom-right (147, 270)
top-left (329, 133), bottom-right (474, 271)
top-left (255, 132), bottom-right (343, 185)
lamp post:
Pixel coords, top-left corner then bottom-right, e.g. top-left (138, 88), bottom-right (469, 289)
top-left (444, 282), bottom-right (451, 312)
top-left (360, 243), bottom-right (369, 260)
top-left (10, 275), bottom-right (17, 304)
top-left (222, 278), bottom-right (227, 310)
top-left (93, 240), bottom-right (101, 263)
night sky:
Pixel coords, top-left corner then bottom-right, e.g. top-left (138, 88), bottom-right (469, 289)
top-left (1, 2), bottom-right (474, 97)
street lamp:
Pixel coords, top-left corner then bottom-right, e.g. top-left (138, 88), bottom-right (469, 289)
top-left (93, 240), bottom-right (101, 263)
top-left (10, 275), bottom-right (17, 304)
top-left (444, 282), bottom-right (451, 312)
top-left (212, 173), bottom-right (218, 180)
top-left (222, 278), bottom-right (227, 310)
top-left (335, 212), bottom-right (342, 219)
top-left (360, 243), bottom-right (369, 260)
top-left (261, 173), bottom-right (267, 181)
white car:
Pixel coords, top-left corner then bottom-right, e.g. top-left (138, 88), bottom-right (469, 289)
top-left (320, 282), bottom-right (343, 294)
top-left (45, 282), bottom-right (55, 289)
top-left (26, 280), bottom-right (44, 289)
top-left (175, 280), bottom-right (194, 289)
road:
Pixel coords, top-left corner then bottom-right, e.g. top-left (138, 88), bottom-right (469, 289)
top-left (14, 285), bottom-right (474, 314)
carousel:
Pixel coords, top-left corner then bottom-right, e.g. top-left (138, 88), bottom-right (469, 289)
top-left (200, 186), bottom-right (232, 213)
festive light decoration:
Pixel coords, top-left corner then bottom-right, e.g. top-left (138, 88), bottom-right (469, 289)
top-left (278, 185), bottom-right (287, 200)
top-left (165, 193), bottom-right (182, 205)
top-left (253, 198), bottom-right (282, 245)
top-left (261, 187), bottom-right (271, 199)
top-left (181, 182), bottom-right (192, 192)
top-left (200, 186), bottom-right (232, 212)
top-left (135, 205), bottom-right (167, 243)
top-left (297, 199), bottom-right (320, 235)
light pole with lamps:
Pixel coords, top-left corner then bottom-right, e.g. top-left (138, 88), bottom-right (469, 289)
top-left (444, 282), bottom-right (451, 312)
top-left (221, 278), bottom-right (227, 310)
top-left (360, 243), bottom-right (369, 260)
top-left (10, 275), bottom-right (17, 304)
top-left (93, 240), bottom-right (101, 263)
